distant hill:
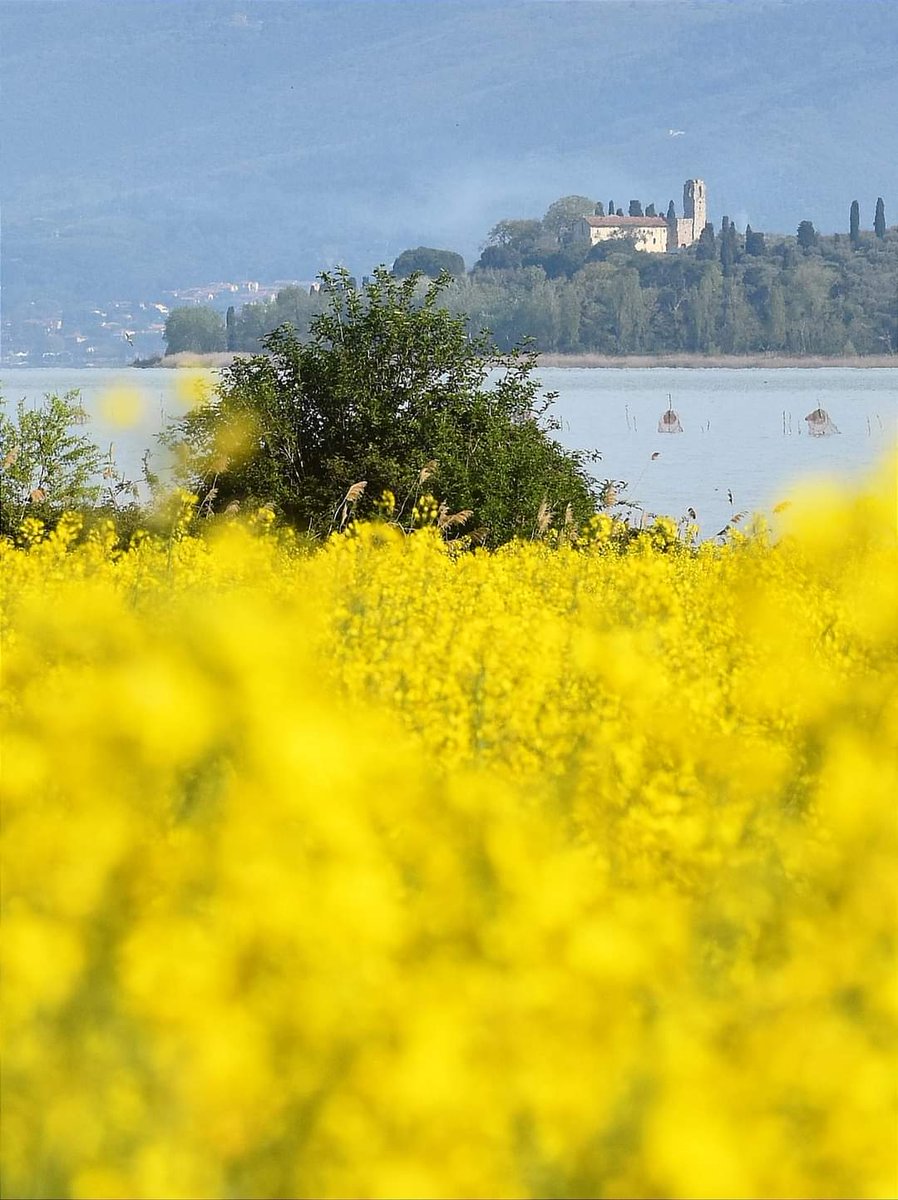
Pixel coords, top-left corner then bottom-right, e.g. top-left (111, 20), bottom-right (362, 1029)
top-left (2, 0), bottom-right (897, 306)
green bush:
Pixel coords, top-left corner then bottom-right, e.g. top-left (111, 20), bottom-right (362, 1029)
top-left (167, 268), bottom-right (597, 545)
top-left (0, 392), bottom-right (105, 536)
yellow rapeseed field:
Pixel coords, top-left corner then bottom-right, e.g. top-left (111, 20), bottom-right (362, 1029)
top-left (2, 460), bottom-right (896, 1199)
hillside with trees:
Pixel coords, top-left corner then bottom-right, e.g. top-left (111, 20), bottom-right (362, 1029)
top-left (167, 197), bottom-right (897, 359)
top-left (6, 3), bottom-right (897, 313)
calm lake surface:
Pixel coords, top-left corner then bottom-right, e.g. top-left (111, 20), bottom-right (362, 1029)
top-left (3, 367), bottom-right (895, 536)
top-left (541, 367), bottom-right (896, 534)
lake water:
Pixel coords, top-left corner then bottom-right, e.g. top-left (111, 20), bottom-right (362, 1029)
top-left (540, 367), bottom-right (896, 535)
top-left (2, 366), bottom-right (895, 536)
top-left (1, 367), bottom-right (215, 499)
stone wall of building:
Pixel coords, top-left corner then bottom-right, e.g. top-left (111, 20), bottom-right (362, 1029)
top-left (683, 179), bottom-right (707, 244)
top-left (572, 216), bottom-right (669, 254)
top-left (672, 217), bottom-right (695, 249)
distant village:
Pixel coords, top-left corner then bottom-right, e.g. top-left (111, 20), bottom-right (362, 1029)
top-left (1, 278), bottom-right (311, 369)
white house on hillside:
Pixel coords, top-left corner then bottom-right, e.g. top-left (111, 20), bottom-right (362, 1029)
top-left (570, 179), bottom-right (707, 254)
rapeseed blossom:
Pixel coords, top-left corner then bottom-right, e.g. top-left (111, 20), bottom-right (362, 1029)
top-left (1, 459), bottom-right (896, 1198)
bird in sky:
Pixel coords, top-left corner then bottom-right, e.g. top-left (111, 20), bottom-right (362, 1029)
top-left (122, 330), bottom-right (135, 347)
top-left (668, 129), bottom-right (686, 137)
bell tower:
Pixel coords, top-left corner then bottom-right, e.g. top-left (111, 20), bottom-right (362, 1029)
top-left (683, 179), bottom-right (707, 241)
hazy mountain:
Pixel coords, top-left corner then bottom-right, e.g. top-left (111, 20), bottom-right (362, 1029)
top-left (2, 0), bottom-right (896, 303)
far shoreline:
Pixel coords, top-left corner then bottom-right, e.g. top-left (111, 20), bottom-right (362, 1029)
top-left (536, 352), bottom-right (898, 369)
top-left (140, 351), bottom-right (898, 371)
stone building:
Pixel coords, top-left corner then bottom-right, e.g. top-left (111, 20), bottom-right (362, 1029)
top-left (672, 178), bottom-right (707, 249)
top-left (572, 214), bottom-right (670, 253)
top-left (571, 178), bottom-right (707, 254)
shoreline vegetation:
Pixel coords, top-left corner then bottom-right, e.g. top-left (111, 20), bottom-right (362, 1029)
top-left (146, 350), bottom-right (898, 370)
top-left (156, 220), bottom-right (898, 365)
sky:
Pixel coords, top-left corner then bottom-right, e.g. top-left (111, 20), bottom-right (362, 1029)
top-left (2, 0), bottom-right (896, 298)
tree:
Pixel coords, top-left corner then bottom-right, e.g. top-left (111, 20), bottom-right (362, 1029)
top-left (228, 286), bottom-right (324, 353)
top-left (226, 305), bottom-right (237, 352)
top-left (611, 269), bottom-right (646, 351)
top-left (744, 225), bottom-right (766, 256)
top-left (392, 246), bottom-right (465, 278)
top-left (594, 202), bottom-right (605, 217)
top-left (766, 284), bottom-right (787, 349)
top-left (874, 197), bottom-right (886, 239)
top-left (163, 307), bottom-right (227, 355)
top-left (696, 223), bottom-right (716, 260)
top-left (666, 200), bottom-right (676, 222)
top-left (719, 217), bottom-right (738, 276)
top-left (849, 199), bottom-right (860, 246)
top-left (0, 391), bottom-right (104, 534)
top-left (628, 200), bottom-right (644, 217)
top-left (645, 203), bottom-right (656, 217)
top-left (538, 242), bottom-right (589, 280)
top-left (487, 219), bottom-right (543, 249)
top-left (542, 195), bottom-right (597, 241)
top-left (720, 217), bottom-right (732, 274)
top-left (728, 220), bottom-right (739, 266)
top-left (168, 268), bottom-right (597, 546)
top-left (475, 244), bottom-right (523, 271)
top-left (685, 263), bottom-right (721, 351)
top-left (797, 220), bottom-right (818, 250)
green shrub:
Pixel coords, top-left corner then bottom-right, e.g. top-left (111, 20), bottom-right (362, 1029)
top-left (0, 392), bottom-right (105, 537)
top-left (167, 268), bottom-right (597, 545)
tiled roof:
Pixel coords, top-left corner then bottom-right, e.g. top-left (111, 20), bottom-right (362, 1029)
top-left (582, 215), bottom-right (669, 228)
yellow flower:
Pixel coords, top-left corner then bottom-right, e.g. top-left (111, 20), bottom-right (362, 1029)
top-left (1, 457), bottom-right (895, 1198)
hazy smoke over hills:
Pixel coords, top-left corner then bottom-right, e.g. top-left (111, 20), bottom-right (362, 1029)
top-left (2, 0), bottom-right (896, 301)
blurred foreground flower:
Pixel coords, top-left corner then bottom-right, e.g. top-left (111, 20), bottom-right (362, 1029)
top-left (99, 387), bottom-right (145, 429)
top-left (1, 457), bottom-right (896, 1199)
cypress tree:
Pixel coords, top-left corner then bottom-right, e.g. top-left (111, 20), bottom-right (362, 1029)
top-left (594, 201), bottom-right (605, 216)
top-left (729, 221), bottom-right (739, 261)
top-left (874, 197), bottom-right (886, 239)
top-left (849, 199), bottom-right (860, 246)
top-left (628, 200), bottom-right (643, 217)
top-left (226, 305), bottom-right (237, 352)
top-left (696, 223), bottom-right (716, 260)
top-left (666, 200), bottom-right (676, 221)
top-left (720, 217), bottom-right (734, 274)
top-left (608, 201), bottom-right (615, 220)
top-left (645, 203), bottom-right (656, 217)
